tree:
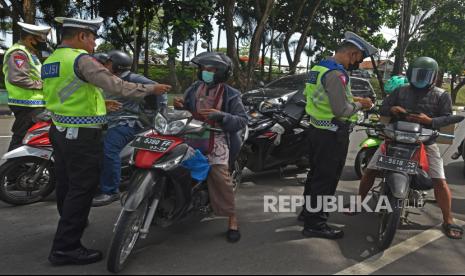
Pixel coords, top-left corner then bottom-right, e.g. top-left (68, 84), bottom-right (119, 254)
top-left (406, 0), bottom-right (465, 103)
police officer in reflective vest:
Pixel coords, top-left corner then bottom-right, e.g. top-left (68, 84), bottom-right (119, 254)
top-left (43, 17), bottom-right (171, 266)
top-left (2, 22), bottom-right (51, 151)
top-left (300, 32), bottom-right (377, 239)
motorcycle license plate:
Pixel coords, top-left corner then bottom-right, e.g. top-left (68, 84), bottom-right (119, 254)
top-left (376, 155), bottom-right (418, 174)
top-left (131, 136), bottom-right (174, 152)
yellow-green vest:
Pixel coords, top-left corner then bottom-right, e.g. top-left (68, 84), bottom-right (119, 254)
top-left (2, 43), bottom-right (45, 107)
top-left (304, 61), bottom-right (358, 130)
top-left (42, 48), bottom-right (107, 128)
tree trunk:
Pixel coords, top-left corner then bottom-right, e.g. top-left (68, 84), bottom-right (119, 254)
top-left (223, 0), bottom-right (246, 90)
top-left (216, 26), bottom-right (221, 51)
top-left (22, 0), bottom-right (35, 24)
top-left (283, 1), bottom-right (307, 68)
top-left (143, 9), bottom-right (150, 77)
top-left (260, 32), bottom-right (266, 81)
top-left (268, 22), bottom-right (275, 82)
top-left (393, 0), bottom-right (413, 75)
top-left (289, 0), bottom-right (322, 75)
top-left (182, 41), bottom-right (186, 72)
top-left (246, 0), bottom-right (274, 90)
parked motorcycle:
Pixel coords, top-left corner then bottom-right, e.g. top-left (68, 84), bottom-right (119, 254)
top-left (0, 113), bottom-right (147, 206)
top-left (106, 109), bottom-right (234, 272)
top-left (359, 114), bottom-right (464, 250)
top-left (238, 91), bottom-right (310, 176)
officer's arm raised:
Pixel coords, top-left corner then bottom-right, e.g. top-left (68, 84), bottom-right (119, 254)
top-left (76, 55), bottom-right (168, 98)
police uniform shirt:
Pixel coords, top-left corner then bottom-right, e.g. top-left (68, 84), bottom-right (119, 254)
top-left (6, 45), bottom-right (43, 90)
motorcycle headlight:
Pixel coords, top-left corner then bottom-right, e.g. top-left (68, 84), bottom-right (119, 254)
top-left (394, 131), bottom-right (420, 144)
top-left (166, 119), bottom-right (188, 135)
top-left (154, 113), bottom-right (168, 134)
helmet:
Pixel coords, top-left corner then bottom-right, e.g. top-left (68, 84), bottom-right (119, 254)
top-left (107, 50), bottom-right (132, 73)
top-left (407, 57), bottom-right (439, 89)
top-left (191, 52), bottom-right (233, 84)
top-left (93, 52), bottom-right (110, 65)
top-left (384, 75), bottom-right (409, 94)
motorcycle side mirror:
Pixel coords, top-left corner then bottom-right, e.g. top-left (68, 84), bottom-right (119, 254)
top-left (296, 100), bottom-right (306, 107)
top-left (259, 81), bottom-right (265, 88)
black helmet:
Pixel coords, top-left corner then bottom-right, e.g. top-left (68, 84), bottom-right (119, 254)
top-left (93, 52), bottom-right (110, 65)
top-left (407, 57), bottom-right (439, 89)
top-left (108, 50), bottom-right (132, 73)
top-left (191, 52), bottom-right (233, 84)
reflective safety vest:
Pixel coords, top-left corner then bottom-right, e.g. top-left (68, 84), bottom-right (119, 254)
top-left (2, 43), bottom-right (45, 107)
top-left (304, 60), bottom-right (358, 130)
top-left (42, 48), bottom-right (107, 128)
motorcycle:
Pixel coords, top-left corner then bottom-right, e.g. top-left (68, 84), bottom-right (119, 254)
top-left (354, 109), bottom-right (383, 179)
top-left (359, 114), bottom-right (464, 250)
top-left (238, 91), bottom-right (310, 176)
top-left (0, 113), bottom-right (147, 206)
top-left (106, 109), bottom-right (235, 272)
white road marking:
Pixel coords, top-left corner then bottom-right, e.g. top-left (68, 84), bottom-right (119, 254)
top-left (334, 220), bottom-right (465, 275)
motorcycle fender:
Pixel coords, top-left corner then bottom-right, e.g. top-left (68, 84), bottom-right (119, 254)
top-left (386, 172), bottom-right (410, 199)
top-left (360, 138), bottom-right (382, 149)
top-left (1, 146), bottom-right (52, 160)
top-left (123, 170), bottom-right (160, 212)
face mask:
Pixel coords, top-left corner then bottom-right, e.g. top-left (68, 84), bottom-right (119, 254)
top-left (347, 62), bottom-right (360, 71)
top-left (31, 39), bottom-right (48, 52)
top-left (202, 71), bottom-right (215, 84)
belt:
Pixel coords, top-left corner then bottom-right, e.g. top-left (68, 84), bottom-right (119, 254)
top-left (8, 99), bottom-right (46, 106)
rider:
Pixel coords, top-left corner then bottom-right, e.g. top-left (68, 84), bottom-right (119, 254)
top-left (349, 57), bottom-right (464, 240)
top-left (92, 50), bottom-right (168, 206)
top-left (173, 52), bottom-right (248, 243)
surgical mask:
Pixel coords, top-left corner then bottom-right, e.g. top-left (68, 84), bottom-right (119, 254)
top-left (32, 40), bottom-right (49, 52)
top-left (202, 71), bottom-right (215, 84)
top-left (347, 62), bottom-right (360, 71)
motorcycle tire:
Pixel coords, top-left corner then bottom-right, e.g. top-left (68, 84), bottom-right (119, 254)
top-left (377, 192), bottom-right (404, 251)
top-left (355, 148), bottom-right (377, 180)
top-left (0, 157), bottom-right (55, 206)
top-left (107, 199), bottom-right (149, 273)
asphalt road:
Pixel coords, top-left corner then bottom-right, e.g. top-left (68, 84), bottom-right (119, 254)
top-left (0, 115), bottom-right (464, 275)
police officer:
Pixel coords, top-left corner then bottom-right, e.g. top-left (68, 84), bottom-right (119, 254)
top-left (2, 22), bottom-right (51, 151)
top-left (43, 17), bottom-right (171, 266)
top-left (301, 32), bottom-right (377, 239)
top-left (92, 50), bottom-right (168, 207)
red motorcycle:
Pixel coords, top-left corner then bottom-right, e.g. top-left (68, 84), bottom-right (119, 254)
top-left (0, 120), bottom-right (54, 205)
top-left (106, 109), bottom-right (236, 273)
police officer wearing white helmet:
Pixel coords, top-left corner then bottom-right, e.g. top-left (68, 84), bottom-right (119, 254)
top-left (2, 22), bottom-right (51, 151)
top-left (43, 17), bottom-right (171, 266)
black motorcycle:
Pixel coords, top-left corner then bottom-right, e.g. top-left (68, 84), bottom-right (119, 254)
top-left (360, 114), bottom-right (464, 250)
top-left (238, 91), bottom-right (310, 176)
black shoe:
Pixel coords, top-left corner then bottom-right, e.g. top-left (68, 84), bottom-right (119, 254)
top-left (92, 193), bottom-right (120, 207)
top-left (302, 225), bottom-right (344, 240)
top-left (49, 246), bottom-right (103, 266)
top-left (227, 229), bottom-right (241, 243)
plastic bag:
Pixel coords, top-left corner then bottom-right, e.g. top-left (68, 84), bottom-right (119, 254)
top-left (181, 149), bottom-right (211, 182)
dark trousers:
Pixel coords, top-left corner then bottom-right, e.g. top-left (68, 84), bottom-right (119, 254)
top-left (8, 105), bottom-right (43, 151)
top-left (49, 125), bottom-right (102, 251)
top-left (303, 126), bottom-right (350, 229)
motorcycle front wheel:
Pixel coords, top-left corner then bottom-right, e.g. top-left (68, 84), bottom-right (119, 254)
top-left (0, 157), bottom-right (55, 205)
top-left (377, 192), bottom-right (404, 251)
top-left (355, 148), bottom-right (377, 179)
top-left (107, 199), bottom-right (148, 273)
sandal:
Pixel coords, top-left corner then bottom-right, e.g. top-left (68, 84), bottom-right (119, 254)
top-left (442, 223), bottom-right (464, 240)
top-left (226, 229), bottom-right (241, 243)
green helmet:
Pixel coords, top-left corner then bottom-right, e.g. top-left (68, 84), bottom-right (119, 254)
top-left (384, 75), bottom-right (409, 94)
top-left (407, 57), bottom-right (439, 89)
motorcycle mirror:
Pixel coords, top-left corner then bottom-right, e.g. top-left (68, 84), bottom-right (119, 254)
top-left (259, 81), bottom-right (265, 88)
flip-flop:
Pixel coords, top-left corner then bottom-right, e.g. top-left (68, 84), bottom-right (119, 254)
top-left (442, 223), bottom-right (464, 240)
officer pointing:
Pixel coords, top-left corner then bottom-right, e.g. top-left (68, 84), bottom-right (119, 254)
top-left (2, 22), bottom-right (51, 151)
top-left (300, 31), bottom-right (376, 239)
top-left (43, 17), bottom-right (171, 266)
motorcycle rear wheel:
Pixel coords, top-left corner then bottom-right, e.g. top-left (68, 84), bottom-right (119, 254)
top-left (107, 199), bottom-right (148, 273)
top-left (0, 157), bottom-right (55, 205)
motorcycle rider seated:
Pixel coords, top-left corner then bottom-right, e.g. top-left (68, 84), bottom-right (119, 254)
top-left (92, 50), bottom-right (169, 207)
top-left (348, 57), bottom-right (463, 240)
top-left (173, 52), bottom-right (248, 243)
